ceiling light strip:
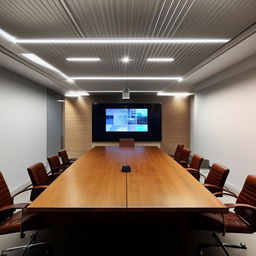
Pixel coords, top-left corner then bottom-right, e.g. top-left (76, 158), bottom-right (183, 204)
top-left (86, 90), bottom-right (159, 93)
top-left (147, 58), bottom-right (174, 62)
top-left (69, 76), bottom-right (183, 81)
top-left (15, 38), bottom-right (229, 44)
top-left (66, 57), bottom-right (101, 61)
top-left (157, 92), bottom-right (193, 96)
top-left (0, 28), bottom-right (16, 42)
top-left (22, 53), bottom-right (73, 82)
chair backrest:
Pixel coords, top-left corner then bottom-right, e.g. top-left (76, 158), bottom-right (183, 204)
top-left (27, 162), bottom-right (49, 186)
top-left (204, 163), bottom-right (229, 193)
top-left (174, 144), bottom-right (184, 161)
top-left (47, 155), bottom-right (62, 172)
top-left (58, 149), bottom-right (70, 165)
top-left (179, 147), bottom-right (191, 163)
top-left (0, 172), bottom-right (14, 223)
top-left (119, 138), bottom-right (135, 147)
top-left (235, 175), bottom-right (256, 230)
top-left (190, 154), bottom-right (204, 171)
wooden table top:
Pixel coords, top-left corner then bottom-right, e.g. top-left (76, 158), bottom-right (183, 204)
top-left (28, 146), bottom-right (227, 213)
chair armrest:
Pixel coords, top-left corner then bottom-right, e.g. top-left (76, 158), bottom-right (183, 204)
top-left (186, 168), bottom-right (198, 173)
top-left (213, 189), bottom-right (237, 198)
top-left (12, 185), bottom-right (48, 199)
top-left (179, 161), bottom-right (188, 168)
top-left (225, 203), bottom-right (256, 211)
top-left (0, 203), bottom-right (28, 213)
top-left (204, 184), bottom-right (222, 190)
top-left (199, 173), bottom-right (207, 180)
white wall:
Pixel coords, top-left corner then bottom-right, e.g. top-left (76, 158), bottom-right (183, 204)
top-left (0, 67), bottom-right (47, 192)
top-left (191, 55), bottom-right (256, 191)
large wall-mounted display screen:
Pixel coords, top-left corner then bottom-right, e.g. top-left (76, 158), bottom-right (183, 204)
top-left (92, 103), bottom-right (161, 141)
top-left (106, 108), bottom-right (148, 132)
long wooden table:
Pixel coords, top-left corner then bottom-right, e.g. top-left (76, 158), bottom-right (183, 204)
top-left (28, 146), bottom-right (227, 214)
top-left (28, 146), bottom-right (227, 255)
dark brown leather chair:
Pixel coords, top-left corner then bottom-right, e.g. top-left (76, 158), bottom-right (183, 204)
top-left (169, 143), bottom-right (184, 161)
top-left (0, 172), bottom-right (49, 255)
top-left (194, 175), bottom-right (256, 255)
top-left (183, 154), bottom-right (204, 180)
top-left (58, 149), bottom-right (77, 165)
top-left (27, 162), bottom-right (60, 201)
top-left (119, 138), bottom-right (135, 147)
top-left (203, 163), bottom-right (229, 196)
top-left (177, 147), bottom-right (191, 166)
top-left (47, 155), bottom-right (68, 174)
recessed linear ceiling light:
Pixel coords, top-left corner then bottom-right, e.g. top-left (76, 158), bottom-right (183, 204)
top-left (66, 90), bottom-right (161, 97)
top-left (22, 53), bottom-right (73, 83)
top-left (147, 58), bottom-right (174, 62)
top-left (86, 90), bottom-right (159, 93)
top-left (0, 28), bottom-right (16, 43)
top-left (70, 76), bottom-right (183, 81)
top-left (66, 57), bottom-right (101, 62)
top-left (157, 92), bottom-right (193, 97)
top-left (15, 38), bottom-right (230, 44)
top-left (65, 91), bottom-right (90, 97)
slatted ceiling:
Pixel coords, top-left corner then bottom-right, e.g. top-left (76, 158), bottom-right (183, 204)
top-left (66, 0), bottom-right (256, 38)
top-left (23, 43), bottom-right (220, 76)
top-left (0, 0), bottom-right (79, 38)
top-left (0, 0), bottom-right (256, 92)
top-left (74, 80), bottom-right (173, 91)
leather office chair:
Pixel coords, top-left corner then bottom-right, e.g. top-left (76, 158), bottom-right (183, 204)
top-left (58, 149), bottom-right (77, 165)
top-left (27, 162), bottom-right (60, 201)
top-left (182, 154), bottom-right (204, 180)
top-left (194, 175), bottom-right (256, 256)
top-left (169, 143), bottom-right (184, 161)
top-left (0, 172), bottom-right (49, 255)
top-left (47, 155), bottom-right (68, 174)
top-left (177, 147), bottom-right (191, 166)
top-left (203, 163), bottom-right (229, 196)
top-left (119, 138), bottom-right (135, 147)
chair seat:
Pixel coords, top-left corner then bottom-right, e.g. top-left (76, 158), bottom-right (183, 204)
top-left (195, 211), bottom-right (254, 234)
top-left (0, 210), bottom-right (42, 235)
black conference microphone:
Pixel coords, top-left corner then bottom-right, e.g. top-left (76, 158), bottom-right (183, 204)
top-left (121, 165), bottom-right (131, 172)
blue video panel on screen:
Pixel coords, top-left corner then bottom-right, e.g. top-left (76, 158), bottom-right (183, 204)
top-left (106, 108), bottom-right (148, 132)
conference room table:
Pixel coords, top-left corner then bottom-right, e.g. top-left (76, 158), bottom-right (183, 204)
top-left (28, 146), bottom-right (228, 254)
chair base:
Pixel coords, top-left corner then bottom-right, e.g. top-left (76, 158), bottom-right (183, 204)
top-left (1, 231), bottom-right (51, 256)
top-left (198, 232), bottom-right (247, 256)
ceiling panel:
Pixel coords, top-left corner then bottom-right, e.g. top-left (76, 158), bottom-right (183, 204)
top-left (0, 0), bottom-right (256, 93)
top-left (0, 0), bottom-right (80, 38)
top-left (73, 80), bottom-right (176, 92)
top-left (66, 0), bottom-right (256, 38)
top-left (23, 43), bottom-right (221, 76)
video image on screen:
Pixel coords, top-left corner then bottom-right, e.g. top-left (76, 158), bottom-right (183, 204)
top-left (106, 108), bottom-right (148, 132)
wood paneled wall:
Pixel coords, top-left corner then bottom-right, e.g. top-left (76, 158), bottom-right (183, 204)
top-left (64, 95), bottom-right (190, 158)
